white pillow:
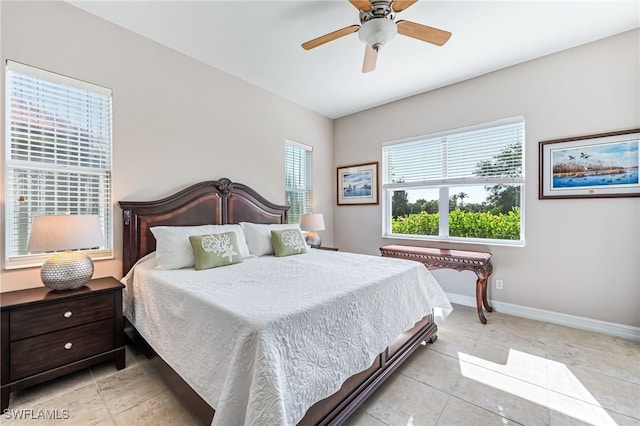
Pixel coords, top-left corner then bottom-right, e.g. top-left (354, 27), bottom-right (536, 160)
top-left (239, 222), bottom-right (302, 256)
top-left (150, 224), bottom-right (251, 269)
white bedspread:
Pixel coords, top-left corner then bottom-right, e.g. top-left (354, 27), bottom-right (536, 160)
top-left (122, 249), bottom-right (452, 426)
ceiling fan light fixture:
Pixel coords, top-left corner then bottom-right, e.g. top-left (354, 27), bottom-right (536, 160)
top-left (358, 18), bottom-right (397, 49)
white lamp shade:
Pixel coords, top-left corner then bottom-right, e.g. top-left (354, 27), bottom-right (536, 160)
top-left (27, 215), bottom-right (104, 252)
top-left (300, 213), bottom-right (325, 232)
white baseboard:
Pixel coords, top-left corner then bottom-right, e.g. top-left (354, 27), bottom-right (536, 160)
top-left (445, 292), bottom-right (640, 342)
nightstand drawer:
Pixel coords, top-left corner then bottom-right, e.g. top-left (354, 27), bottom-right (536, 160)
top-left (10, 293), bottom-right (115, 340)
top-left (10, 318), bottom-right (115, 381)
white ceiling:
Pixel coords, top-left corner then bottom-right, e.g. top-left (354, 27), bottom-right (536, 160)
top-left (67, 1), bottom-right (639, 119)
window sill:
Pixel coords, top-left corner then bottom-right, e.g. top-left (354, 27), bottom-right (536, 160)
top-left (4, 250), bottom-right (114, 271)
top-left (382, 233), bottom-right (525, 248)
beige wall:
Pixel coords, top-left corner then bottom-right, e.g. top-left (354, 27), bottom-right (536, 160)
top-left (334, 29), bottom-right (640, 327)
top-left (0, 1), bottom-right (334, 291)
top-left (2, 1), bottom-right (638, 329)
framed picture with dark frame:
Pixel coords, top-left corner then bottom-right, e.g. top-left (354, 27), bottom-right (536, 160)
top-left (337, 162), bottom-right (379, 205)
top-left (539, 128), bottom-right (640, 199)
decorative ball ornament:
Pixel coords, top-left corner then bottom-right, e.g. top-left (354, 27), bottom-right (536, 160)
top-left (41, 251), bottom-right (94, 291)
top-left (305, 231), bottom-right (322, 249)
top-left (300, 213), bottom-right (325, 249)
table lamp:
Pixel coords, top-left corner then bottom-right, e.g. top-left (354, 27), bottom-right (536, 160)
top-left (27, 214), bottom-right (104, 291)
top-left (300, 213), bottom-right (325, 248)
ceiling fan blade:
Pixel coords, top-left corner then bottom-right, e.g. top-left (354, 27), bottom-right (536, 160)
top-left (349, 0), bottom-right (372, 11)
top-left (391, 0), bottom-right (418, 12)
top-left (362, 45), bottom-right (378, 73)
top-left (302, 25), bottom-right (360, 50)
top-left (397, 20), bottom-right (452, 46)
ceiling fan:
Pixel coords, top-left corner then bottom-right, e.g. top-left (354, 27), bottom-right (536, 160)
top-left (301, 0), bottom-right (451, 73)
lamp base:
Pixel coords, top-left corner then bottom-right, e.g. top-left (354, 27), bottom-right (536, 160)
top-left (41, 251), bottom-right (94, 291)
top-left (305, 231), bottom-right (322, 249)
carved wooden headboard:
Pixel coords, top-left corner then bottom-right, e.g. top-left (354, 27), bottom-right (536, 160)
top-left (118, 178), bottom-right (289, 275)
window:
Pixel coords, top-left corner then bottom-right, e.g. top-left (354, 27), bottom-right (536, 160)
top-left (382, 117), bottom-right (525, 245)
top-left (5, 61), bottom-right (113, 268)
top-left (284, 140), bottom-right (312, 224)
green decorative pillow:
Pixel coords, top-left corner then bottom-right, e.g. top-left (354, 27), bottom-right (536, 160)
top-left (271, 229), bottom-right (308, 257)
top-left (189, 232), bottom-right (243, 270)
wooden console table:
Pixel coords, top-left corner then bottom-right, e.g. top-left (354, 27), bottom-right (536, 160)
top-left (380, 245), bottom-right (494, 324)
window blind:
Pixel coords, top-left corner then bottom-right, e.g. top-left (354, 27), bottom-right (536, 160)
top-left (383, 118), bottom-right (525, 187)
top-left (5, 61), bottom-right (113, 267)
top-left (285, 140), bottom-right (313, 224)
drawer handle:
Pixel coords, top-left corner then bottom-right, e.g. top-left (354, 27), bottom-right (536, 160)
top-left (64, 342), bottom-right (73, 350)
top-left (64, 311), bottom-right (72, 318)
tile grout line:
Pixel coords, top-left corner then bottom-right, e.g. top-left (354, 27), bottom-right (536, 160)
top-left (360, 408), bottom-right (392, 426)
top-left (89, 366), bottom-right (118, 425)
top-left (444, 395), bottom-right (527, 426)
top-left (437, 314), bottom-right (551, 425)
top-left (7, 370), bottom-right (94, 411)
top-left (547, 388), bottom-right (640, 422)
top-left (431, 393), bottom-right (452, 426)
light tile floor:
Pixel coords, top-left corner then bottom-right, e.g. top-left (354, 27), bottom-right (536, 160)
top-left (4, 304), bottom-right (639, 425)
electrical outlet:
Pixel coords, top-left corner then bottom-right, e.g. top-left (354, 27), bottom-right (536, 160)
top-left (495, 279), bottom-right (504, 290)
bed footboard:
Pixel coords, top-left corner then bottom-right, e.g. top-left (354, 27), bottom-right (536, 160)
top-left (125, 314), bottom-right (436, 425)
top-left (302, 314), bottom-right (437, 425)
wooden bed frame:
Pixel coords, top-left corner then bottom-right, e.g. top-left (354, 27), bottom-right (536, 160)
top-left (119, 178), bottom-right (438, 425)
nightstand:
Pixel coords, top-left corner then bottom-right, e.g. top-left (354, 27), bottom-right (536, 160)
top-left (1, 277), bottom-right (125, 410)
top-left (315, 246), bottom-right (339, 251)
